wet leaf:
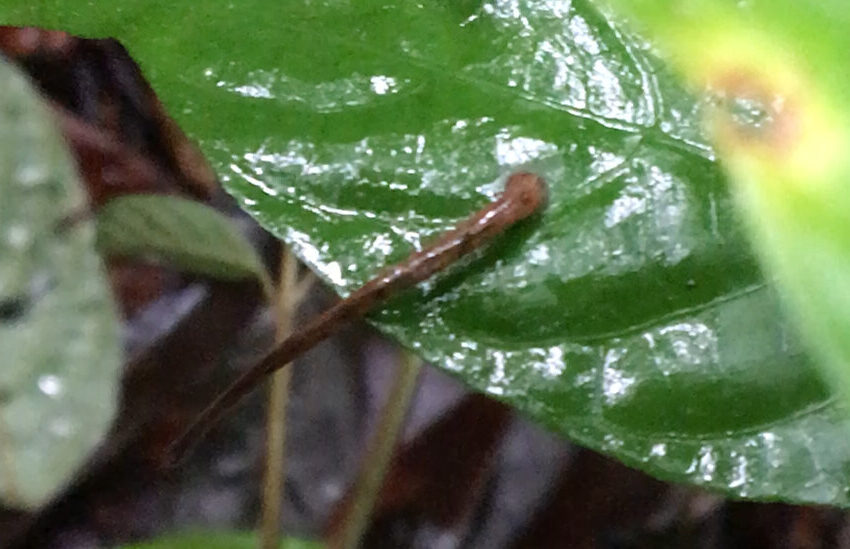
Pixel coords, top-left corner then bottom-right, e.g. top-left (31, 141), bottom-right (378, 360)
top-left (605, 0), bottom-right (850, 431)
top-left (0, 57), bottom-right (121, 508)
top-left (4, 1), bottom-right (849, 505)
top-left (120, 531), bottom-right (322, 549)
top-left (96, 194), bottom-right (270, 290)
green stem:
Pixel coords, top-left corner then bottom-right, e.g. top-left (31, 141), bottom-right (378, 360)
top-left (259, 248), bottom-right (301, 549)
top-left (330, 351), bottom-right (423, 549)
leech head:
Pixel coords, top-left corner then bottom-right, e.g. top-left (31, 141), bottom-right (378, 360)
top-left (502, 172), bottom-right (548, 218)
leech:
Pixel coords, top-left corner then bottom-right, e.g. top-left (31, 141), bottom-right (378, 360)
top-left (165, 172), bottom-right (547, 465)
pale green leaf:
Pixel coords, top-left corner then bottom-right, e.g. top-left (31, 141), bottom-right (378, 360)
top-left (96, 194), bottom-right (270, 290)
top-left (0, 57), bottom-right (121, 508)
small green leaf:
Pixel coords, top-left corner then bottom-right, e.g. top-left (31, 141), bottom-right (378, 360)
top-left (96, 195), bottom-right (270, 290)
top-left (0, 57), bottom-right (121, 508)
top-left (120, 531), bottom-right (323, 549)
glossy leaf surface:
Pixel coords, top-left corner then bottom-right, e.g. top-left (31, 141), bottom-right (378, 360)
top-left (605, 0), bottom-right (850, 434)
top-left (0, 58), bottom-right (121, 508)
top-left (96, 194), bottom-right (270, 289)
top-left (4, 1), bottom-right (847, 504)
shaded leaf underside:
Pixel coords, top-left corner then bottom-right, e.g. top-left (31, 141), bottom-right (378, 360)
top-left (95, 194), bottom-right (270, 288)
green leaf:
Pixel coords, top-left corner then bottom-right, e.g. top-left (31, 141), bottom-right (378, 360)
top-left (120, 531), bottom-right (322, 549)
top-left (0, 57), bottom-right (121, 508)
top-left (4, 1), bottom-right (848, 505)
top-left (603, 0), bottom-right (850, 430)
top-left (96, 194), bottom-right (270, 290)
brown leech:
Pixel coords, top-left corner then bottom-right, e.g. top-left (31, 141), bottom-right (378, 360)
top-left (165, 172), bottom-right (547, 465)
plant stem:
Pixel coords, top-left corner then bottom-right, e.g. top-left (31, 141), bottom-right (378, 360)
top-left (329, 351), bottom-right (424, 549)
top-left (259, 248), bottom-right (301, 549)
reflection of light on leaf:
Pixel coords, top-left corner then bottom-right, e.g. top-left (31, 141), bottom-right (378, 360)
top-left (608, 0), bottom-right (850, 445)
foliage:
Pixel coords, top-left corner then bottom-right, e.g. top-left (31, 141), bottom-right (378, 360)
top-left (96, 194), bottom-right (270, 290)
top-left (0, 57), bottom-right (121, 508)
top-left (606, 0), bottom-right (850, 419)
top-left (3, 0), bottom-right (850, 505)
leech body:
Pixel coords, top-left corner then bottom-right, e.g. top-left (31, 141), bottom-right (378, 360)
top-left (166, 172), bottom-right (547, 464)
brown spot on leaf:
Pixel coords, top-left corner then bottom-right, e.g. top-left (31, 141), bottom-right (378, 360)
top-left (711, 68), bottom-right (802, 154)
